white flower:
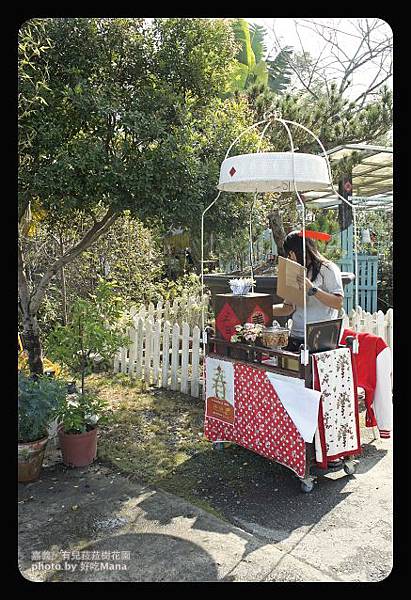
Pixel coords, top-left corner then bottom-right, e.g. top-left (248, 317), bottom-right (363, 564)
top-left (85, 414), bottom-right (99, 425)
top-left (67, 399), bottom-right (80, 408)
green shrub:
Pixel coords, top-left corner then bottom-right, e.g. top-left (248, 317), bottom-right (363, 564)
top-left (18, 373), bottom-right (67, 443)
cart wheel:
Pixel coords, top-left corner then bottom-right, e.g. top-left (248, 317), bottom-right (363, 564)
top-left (343, 460), bottom-right (356, 475)
top-left (300, 479), bottom-right (314, 493)
top-left (212, 442), bottom-right (224, 451)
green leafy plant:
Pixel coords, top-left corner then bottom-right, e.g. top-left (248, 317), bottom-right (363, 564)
top-left (18, 373), bottom-right (68, 443)
top-left (54, 392), bottom-right (108, 434)
top-left (46, 278), bottom-right (131, 395)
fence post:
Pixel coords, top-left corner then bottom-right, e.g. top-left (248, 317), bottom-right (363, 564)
top-left (171, 298), bottom-right (179, 323)
top-left (128, 325), bottom-right (137, 377)
top-left (349, 308), bottom-right (359, 332)
top-left (171, 323), bottom-right (180, 391)
top-left (152, 320), bottom-right (161, 387)
top-left (364, 311), bottom-right (374, 334)
top-left (163, 300), bottom-right (170, 323)
top-left (180, 322), bottom-right (190, 394)
top-left (156, 300), bottom-right (163, 322)
top-left (135, 317), bottom-right (144, 380)
top-left (162, 320), bottom-right (171, 389)
top-left (148, 302), bottom-right (155, 320)
top-left (144, 317), bottom-right (154, 385)
top-left (376, 310), bottom-right (385, 340)
top-left (342, 312), bottom-right (350, 333)
top-left (191, 325), bottom-right (201, 398)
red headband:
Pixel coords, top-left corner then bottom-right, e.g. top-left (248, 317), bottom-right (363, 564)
top-left (298, 230), bottom-right (332, 242)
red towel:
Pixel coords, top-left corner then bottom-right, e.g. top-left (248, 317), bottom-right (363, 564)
top-left (341, 329), bottom-right (391, 437)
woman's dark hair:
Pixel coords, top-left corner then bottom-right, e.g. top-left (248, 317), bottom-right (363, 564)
top-left (283, 230), bottom-right (329, 282)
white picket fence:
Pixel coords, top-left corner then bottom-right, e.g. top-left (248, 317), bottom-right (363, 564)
top-left (113, 301), bottom-right (393, 399)
top-left (113, 294), bottom-right (207, 398)
top-left (342, 306), bottom-right (393, 353)
top-left (113, 318), bottom-right (203, 397)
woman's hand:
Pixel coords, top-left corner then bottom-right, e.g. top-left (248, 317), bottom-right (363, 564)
top-left (296, 274), bottom-right (313, 291)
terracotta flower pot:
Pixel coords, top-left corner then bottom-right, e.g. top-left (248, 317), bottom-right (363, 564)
top-left (58, 426), bottom-right (97, 468)
top-left (18, 436), bottom-right (48, 483)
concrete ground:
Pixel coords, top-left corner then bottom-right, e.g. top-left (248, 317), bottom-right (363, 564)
top-left (18, 425), bottom-right (392, 583)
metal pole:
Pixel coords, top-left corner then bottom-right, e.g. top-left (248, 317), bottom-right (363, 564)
top-left (277, 118), bottom-right (309, 365)
top-left (201, 191), bottom-right (222, 335)
top-left (248, 120), bottom-right (272, 294)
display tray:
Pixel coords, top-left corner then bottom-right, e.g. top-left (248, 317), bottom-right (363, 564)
top-left (206, 335), bottom-right (307, 380)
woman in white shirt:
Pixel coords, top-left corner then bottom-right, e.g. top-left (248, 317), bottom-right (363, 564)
top-left (273, 230), bottom-right (344, 352)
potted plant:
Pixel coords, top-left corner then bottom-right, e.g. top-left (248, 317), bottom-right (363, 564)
top-left (46, 279), bottom-right (130, 467)
top-left (18, 373), bottom-right (67, 482)
top-left (54, 391), bottom-right (108, 467)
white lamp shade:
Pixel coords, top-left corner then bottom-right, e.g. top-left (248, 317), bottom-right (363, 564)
top-left (218, 152), bottom-right (331, 193)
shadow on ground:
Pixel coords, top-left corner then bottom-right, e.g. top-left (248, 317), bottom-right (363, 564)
top-left (133, 435), bottom-right (385, 546)
top-left (44, 533), bottom-right (223, 582)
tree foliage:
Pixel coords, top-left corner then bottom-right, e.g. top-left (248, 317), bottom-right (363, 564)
top-left (18, 17), bottom-right (262, 374)
top-left (227, 19), bottom-right (293, 93)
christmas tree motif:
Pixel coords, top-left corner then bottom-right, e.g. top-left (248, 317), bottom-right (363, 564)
top-left (212, 366), bottom-right (227, 400)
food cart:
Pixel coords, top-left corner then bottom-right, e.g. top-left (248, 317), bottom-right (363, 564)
top-left (200, 113), bottom-right (362, 493)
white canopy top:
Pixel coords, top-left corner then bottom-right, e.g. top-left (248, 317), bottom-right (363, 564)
top-left (304, 144), bottom-right (393, 210)
top-left (218, 152), bottom-right (331, 193)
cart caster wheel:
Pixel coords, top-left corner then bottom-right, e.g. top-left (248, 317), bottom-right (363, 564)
top-left (212, 442), bottom-right (224, 451)
top-left (300, 479), bottom-right (314, 493)
top-left (343, 460), bottom-right (356, 475)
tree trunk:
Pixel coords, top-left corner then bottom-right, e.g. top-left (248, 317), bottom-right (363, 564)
top-left (59, 233), bottom-right (68, 326)
top-left (18, 236), bottom-right (44, 376)
top-left (18, 207), bottom-right (120, 377)
top-left (21, 312), bottom-right (44, 376)
top-left (268, 209), bottom-right (286, 257)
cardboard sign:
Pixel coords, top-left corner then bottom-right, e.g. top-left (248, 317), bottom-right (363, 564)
top-left (276, 256), bottom-right (307, 307)
top-left (206, 396), bottom-right (235, 424)
top-left (205, 358), bottom-right (235, 425)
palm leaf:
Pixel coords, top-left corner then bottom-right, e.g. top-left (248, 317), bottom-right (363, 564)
top-left (248, 22), bottom-right (267, 63)
top-left (267, 47), bottom-right (294, 93)
top-left (231, 18), bottom-right (256, 70)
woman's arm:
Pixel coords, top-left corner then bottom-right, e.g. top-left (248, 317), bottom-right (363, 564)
top-left (272, 302), bottom-right (295, 317)
top-left (296, 274), bottom-right (343, 310)
top-left (314, 289), bottom-right (343, 310)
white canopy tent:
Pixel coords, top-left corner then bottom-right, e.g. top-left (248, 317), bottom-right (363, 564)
top-left (303, 144), bottom-right (393, 211)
